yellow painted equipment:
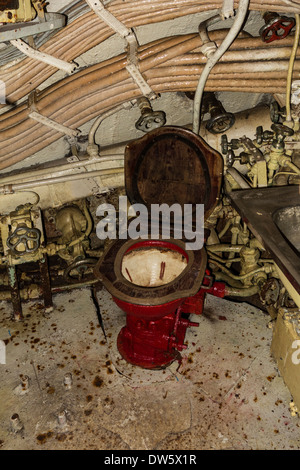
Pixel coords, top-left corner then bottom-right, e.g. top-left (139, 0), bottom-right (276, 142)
top-left (0, 0), bottom-right (36, 23)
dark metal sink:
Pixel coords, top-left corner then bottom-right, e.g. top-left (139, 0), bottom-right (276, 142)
top-left (273, 205), bottom-right (300, 254)
top-left (228, 185), bottom-right (300, 294)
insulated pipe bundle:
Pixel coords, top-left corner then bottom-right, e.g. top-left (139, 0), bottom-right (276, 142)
top-left (0, 0), bottom-right (298, 104)
top-left (1, 31), bottom-right (300, 170)
top-left (0, 0), bottom-right (299, 170)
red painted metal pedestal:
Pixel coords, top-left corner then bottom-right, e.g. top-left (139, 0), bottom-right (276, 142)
top-left (114, 273), bottom-right (226, 369)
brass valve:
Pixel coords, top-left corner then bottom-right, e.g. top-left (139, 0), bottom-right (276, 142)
top-left (55, 204), bottom-right (88, 262)
top-left (254, 123), bottom-right (293, 148)
top-left (271, 123), bottom-right (294, 149)
top-left (255, 126), bottom-right (273, 145)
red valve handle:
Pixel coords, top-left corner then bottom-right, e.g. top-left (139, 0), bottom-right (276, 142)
top-left (260, 16), bottom-right (295, 43)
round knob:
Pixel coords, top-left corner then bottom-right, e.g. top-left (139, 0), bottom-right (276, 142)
top-left (226, 150), bottom-right (235, 167)
top-left (135, 110), bottom-right (166, 133)
top-left (271, 123), bottom-right (294, 137)
top-left (270, 101), bottom-right (286, 123)
top-left (260, 13), bottom-right (295, 43)
top-left (221, 134), bottom-right (229, 154)
top-left (206, 111), bottom-right (235, 135)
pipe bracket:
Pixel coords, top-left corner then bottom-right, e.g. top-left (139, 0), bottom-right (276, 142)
top-left (85, 0), bottom-right (156, 100)
top-left (10, 38), bottom-right (78, 74)
top-left (29, 111), bottom-right (80, 137)
top-left (28, 92), bottom-right (80, 137)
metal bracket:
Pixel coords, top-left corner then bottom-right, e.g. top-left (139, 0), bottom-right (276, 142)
top-left (28, 91), bottom-right (81, 137)
top-left (29, 111), bottom-right (80, 137)
top-left (125, 31), bottom-right (156, 99)
top-left (85, 0), bottom-right (156, 100)
top-left (0, 12), bottom-right (66, 42)
top-left (10, 37), bottom-right (78, 74)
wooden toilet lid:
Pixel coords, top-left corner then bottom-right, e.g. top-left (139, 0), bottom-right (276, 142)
top-left (124, 126), bottom-right (223, 220)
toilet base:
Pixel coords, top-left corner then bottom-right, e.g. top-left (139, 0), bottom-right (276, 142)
top-left (113, 274), bottom-right (227, 369)
top-left (117, 328), bottom-right (179, 369)
top-left (116, 307), bottom-right (199, 369)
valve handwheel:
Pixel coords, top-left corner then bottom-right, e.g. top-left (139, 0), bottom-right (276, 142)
top-left (135, 110), bottom-right (166, 133)
top-left (271, 123), bottom-right (294, 137)
top-left (7, 225), bottom-right (41, 255)
top-left (63, 257), bottom-right (98, 281)
top-left (260, 12), bottom-right (295, 43)
top-left (206, 111), bottom-right (235, 135)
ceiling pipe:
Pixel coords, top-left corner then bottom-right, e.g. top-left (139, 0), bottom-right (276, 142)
top-left (0, 0), bottom-right (297, 105)
top-left (0, 23), bottom-right (299, 169)
top-left (193, 0), bottom-right (250, 134)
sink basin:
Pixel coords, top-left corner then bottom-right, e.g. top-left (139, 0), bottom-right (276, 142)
top-left (273, 205), bottom-right (300, 254)
top-left (228, 185), bottom-right (300, 295)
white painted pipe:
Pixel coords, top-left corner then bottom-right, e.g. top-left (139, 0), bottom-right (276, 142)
top-left (193, 0), bottom-right (250, 134)
top-left (0, 167), bottom-right (124, 193)
top-left (0, 155), bottom-right (124, 185)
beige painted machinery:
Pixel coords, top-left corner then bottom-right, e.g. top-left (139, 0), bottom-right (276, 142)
top-left (0, 0), bottom-right (38, 23)
top-left (0, 200), bottom-right (98, 321)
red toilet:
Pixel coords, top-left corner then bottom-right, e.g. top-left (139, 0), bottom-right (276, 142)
top-left (94, 126), bottom-right (223, 369)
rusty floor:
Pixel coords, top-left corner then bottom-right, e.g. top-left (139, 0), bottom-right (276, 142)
top-left (0, 286), bottom-right (299, 451)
